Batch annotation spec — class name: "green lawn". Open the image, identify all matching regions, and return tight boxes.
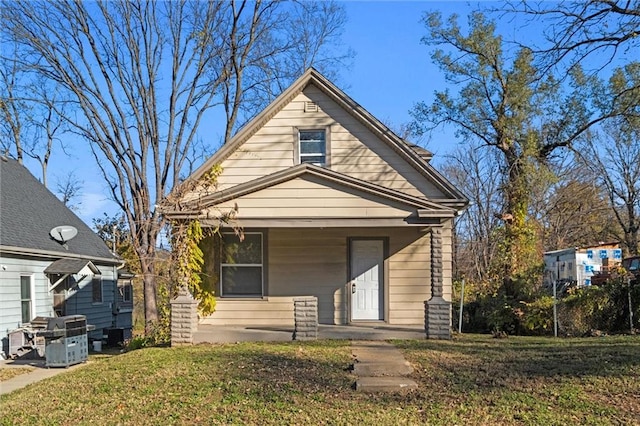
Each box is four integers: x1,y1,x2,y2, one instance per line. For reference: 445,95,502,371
1,335,638,425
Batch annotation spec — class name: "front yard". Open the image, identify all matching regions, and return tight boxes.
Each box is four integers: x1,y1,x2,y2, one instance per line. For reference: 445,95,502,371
1,335,638,425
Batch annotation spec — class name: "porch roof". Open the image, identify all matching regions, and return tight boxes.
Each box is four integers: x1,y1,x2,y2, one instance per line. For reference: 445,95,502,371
44,258,101,275
164,163,457,223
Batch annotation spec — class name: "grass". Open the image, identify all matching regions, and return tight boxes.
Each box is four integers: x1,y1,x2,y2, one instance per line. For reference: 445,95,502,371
1,335,638,425
0,367,34,382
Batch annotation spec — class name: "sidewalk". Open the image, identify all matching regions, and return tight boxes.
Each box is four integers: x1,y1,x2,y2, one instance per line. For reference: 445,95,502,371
0,358,85,396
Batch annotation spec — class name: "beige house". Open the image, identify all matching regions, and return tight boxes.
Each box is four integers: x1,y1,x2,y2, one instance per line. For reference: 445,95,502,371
165,68,467,338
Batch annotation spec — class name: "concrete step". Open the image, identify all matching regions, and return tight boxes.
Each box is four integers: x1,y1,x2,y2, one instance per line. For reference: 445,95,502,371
355,376,418,393
350,340,418,392
353,360,413,376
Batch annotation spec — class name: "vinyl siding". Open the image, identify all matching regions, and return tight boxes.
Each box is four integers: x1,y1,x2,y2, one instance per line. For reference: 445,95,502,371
211,175,416,220
63,266,118,340
199,297,296,327
0,254,122,343
201,226,452,327
210,84,446,200
0,255,54,341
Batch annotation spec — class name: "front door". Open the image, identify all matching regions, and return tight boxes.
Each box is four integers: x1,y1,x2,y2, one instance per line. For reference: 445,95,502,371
350,239,384,321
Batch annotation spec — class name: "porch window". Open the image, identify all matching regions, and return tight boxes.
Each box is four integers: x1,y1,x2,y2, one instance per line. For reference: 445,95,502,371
92,276,103,303
299,130,326,166
20,275,33,323
221,232,263,297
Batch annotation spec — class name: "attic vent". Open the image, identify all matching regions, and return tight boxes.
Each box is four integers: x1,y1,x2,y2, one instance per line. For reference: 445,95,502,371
304,101,318,113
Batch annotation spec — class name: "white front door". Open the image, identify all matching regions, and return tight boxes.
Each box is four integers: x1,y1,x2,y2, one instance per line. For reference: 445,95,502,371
350,239,384,321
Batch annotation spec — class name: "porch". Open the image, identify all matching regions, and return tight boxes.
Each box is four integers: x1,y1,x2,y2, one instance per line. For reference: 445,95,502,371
193,323,426,343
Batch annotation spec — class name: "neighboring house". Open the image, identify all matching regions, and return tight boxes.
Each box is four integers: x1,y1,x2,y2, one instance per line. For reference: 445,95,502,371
0,156,132,355
164,68,468,337
543,242,623,288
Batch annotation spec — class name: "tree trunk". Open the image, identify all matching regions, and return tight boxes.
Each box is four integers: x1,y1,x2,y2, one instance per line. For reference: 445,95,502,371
140,250,159,333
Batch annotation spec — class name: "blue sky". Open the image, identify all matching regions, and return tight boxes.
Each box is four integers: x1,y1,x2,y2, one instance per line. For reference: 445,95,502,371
23,1,533,226
341,1,464,156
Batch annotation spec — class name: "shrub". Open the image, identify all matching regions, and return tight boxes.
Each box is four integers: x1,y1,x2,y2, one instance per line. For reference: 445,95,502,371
520,296,554,335
557,278,639,336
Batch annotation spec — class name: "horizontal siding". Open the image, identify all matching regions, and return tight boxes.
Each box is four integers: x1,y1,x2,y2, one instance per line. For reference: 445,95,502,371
213,176,415,219
388,230,431,324
304,85,444,198
0,254,123,342
269,228,347,324
201,226,454,327
0,256,56,340
206,85,448,199
64,271,118,339
201,297,295,327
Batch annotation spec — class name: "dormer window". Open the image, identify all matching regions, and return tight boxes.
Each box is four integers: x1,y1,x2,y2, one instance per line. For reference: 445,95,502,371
299,130,326,166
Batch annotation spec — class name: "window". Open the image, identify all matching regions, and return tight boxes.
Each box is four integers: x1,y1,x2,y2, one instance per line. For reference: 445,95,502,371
221,232,264,297
299,130,326,166
122,283,132,303
20,276,33,323
92,276,103,303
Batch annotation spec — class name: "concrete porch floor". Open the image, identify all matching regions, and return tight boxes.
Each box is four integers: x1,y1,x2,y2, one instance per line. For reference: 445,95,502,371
193,323,426,343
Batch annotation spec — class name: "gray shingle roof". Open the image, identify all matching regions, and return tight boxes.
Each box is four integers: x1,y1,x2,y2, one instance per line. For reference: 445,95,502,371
44,258,101,274
0,156,118,263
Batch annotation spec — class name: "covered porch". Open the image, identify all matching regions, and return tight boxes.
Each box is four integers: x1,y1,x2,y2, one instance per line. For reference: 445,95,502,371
193,323,426,343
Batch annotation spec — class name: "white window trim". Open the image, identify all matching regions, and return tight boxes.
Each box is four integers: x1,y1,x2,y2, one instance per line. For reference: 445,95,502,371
220,231,264,298
20,274,35,324
295,127,330,167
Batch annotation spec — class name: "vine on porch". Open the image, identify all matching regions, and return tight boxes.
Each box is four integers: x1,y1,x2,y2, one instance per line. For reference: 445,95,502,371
163,164,238,316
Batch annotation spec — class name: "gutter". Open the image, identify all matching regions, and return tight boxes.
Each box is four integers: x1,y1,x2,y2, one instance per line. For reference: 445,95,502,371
0,245,121,265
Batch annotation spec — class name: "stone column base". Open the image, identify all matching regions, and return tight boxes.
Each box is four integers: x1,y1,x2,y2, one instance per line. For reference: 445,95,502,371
293,297,318,341
170,287,198,346
425,296,451,340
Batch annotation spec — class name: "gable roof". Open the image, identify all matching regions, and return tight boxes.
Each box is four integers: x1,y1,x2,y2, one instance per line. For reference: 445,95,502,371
44,258,101,275
186,68,468,208
0,156,119,264
165,163,457,219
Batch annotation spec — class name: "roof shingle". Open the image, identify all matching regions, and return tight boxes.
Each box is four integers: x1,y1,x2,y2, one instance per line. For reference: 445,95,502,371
0,157,118,263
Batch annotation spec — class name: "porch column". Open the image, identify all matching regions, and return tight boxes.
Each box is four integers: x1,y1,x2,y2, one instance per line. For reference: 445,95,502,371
170,286,198,346
293,296,318,341
425,226,451,339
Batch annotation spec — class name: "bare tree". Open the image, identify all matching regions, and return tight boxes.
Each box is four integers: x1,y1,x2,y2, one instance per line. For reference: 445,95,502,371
2,0,351,330
219,0,352,141
56,171,83,211
0,44,68,186
441,144,503,283
538,164,616,250
576,119,640,255
508,1,640,72
0,42,28,164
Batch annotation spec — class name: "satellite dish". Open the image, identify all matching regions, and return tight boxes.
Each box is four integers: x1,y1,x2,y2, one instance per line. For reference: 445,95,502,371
50,225,78,245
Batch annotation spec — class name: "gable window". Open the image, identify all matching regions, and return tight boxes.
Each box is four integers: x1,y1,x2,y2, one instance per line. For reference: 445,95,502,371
20,275,34,324
221,232,264,297
299,130,326,166
92,276,103,303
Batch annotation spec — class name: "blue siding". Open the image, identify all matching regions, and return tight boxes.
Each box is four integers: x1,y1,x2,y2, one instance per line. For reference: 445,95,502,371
0,255,132,356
